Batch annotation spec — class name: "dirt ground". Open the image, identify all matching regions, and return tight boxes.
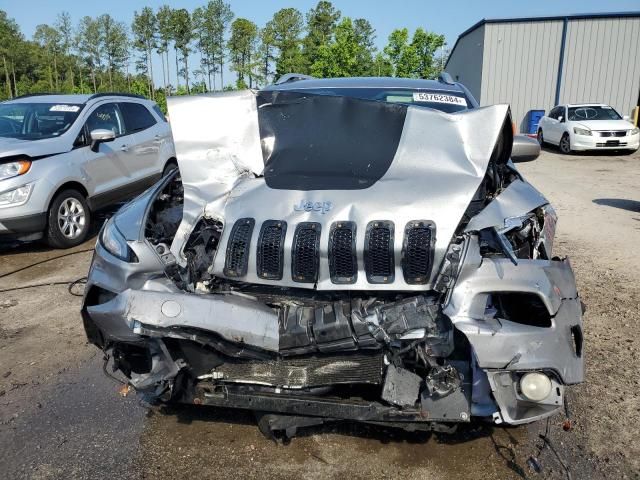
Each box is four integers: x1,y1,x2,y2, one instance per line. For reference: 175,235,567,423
0,147,639,479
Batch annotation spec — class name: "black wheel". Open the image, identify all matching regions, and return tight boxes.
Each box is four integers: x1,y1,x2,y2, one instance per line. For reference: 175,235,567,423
162,161,179,177
559,133,572,154
45,189,91,249
537,129,545,146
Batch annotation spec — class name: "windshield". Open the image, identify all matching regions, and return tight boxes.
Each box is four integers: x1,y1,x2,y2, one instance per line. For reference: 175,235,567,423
0,102,83,140
289,87,470,113
567,105,622,121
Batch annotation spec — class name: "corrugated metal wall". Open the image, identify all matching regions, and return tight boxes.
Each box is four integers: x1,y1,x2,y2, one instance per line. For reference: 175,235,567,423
447,15,640,131
481,21,564,132
444,25,484,102
560,17,640,118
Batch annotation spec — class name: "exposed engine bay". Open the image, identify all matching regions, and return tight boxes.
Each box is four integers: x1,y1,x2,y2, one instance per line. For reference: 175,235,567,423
82,89,583,438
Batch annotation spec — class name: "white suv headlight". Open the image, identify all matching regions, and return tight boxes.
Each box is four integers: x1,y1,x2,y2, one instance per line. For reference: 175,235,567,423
0,159,32,181
573,127,592,136
0,184,32,207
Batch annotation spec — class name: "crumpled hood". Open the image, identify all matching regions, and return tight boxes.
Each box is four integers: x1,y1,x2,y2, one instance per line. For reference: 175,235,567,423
0,135,71,161
167,90,512,291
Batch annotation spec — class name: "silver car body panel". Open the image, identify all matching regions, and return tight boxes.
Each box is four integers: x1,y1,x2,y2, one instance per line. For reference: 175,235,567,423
167,90,511,291
464,179,549,232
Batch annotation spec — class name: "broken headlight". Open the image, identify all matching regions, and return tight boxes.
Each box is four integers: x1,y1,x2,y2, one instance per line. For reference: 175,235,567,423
100,217,138,262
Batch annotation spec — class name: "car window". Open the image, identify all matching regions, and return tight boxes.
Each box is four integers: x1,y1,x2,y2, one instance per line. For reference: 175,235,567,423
548,107,561,120
86,103,125,137
120,102,157,133
289,87,470,113
152,104,167,122
567,105,622,121
0,102,83,140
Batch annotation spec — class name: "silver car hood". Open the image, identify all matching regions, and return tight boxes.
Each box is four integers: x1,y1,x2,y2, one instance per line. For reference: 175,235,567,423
0,135,71,159
167,90,512,291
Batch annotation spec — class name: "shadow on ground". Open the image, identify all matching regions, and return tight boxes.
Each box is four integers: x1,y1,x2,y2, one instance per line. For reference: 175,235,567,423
593,198,640,212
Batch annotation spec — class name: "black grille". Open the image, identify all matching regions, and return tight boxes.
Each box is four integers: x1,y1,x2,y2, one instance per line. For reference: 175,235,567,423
257,220,287,279
598,130,626,137
402,221,435,284
224,218,255,277
292,223,321,283
329,222,357,284
364,221,394,283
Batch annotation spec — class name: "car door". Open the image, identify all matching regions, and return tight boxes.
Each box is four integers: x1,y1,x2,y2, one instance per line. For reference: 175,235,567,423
546,106,564,144
80,102,137,206
118,102,163,185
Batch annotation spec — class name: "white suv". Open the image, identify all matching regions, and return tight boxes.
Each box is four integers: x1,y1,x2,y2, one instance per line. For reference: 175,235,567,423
0,93,176,248
537,103,639,154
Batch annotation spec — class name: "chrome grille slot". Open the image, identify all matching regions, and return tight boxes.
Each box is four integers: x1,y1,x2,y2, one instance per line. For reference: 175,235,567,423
365,221,394,284
402,220,435,284
329,221,357,284
257,220,286,280
292,222,321,283
223,218,254,277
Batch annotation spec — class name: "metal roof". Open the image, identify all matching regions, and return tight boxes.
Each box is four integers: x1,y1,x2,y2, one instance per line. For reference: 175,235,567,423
445,11,640,68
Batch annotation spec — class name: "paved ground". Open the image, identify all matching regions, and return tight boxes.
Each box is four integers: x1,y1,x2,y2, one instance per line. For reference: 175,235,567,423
1,147,639,479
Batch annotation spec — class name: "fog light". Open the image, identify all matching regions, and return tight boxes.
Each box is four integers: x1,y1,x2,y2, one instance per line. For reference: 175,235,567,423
520,372,552,401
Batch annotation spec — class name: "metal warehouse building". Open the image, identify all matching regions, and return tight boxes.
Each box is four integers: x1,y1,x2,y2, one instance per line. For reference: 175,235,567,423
445,12,640,132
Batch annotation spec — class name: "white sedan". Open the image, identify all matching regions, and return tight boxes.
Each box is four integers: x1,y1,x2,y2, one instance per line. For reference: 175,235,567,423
537,103,639,154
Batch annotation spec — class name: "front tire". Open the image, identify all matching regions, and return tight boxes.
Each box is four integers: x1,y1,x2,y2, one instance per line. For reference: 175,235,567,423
559,133,572,154
46,189,91,249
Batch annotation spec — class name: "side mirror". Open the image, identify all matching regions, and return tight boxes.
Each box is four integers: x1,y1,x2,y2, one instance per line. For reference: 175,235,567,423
623,115,631,121
90,129,115,152
511,135,540,163
558,115,564,122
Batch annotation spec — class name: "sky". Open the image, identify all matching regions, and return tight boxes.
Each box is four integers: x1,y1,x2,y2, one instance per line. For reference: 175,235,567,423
3,0,640,87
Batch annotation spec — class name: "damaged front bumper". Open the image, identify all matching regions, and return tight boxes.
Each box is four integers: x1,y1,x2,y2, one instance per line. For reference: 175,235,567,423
82,237,583,432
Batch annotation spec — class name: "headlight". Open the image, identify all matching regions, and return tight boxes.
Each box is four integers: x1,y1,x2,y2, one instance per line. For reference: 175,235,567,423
630,127,640,135
100,217,138,262
573,127,591,136
0,159,32,180
0,184,32,207
519,372,552,402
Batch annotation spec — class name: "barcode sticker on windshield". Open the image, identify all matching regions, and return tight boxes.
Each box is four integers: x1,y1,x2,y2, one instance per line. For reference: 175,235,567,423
413,92,467,106
50,105,80,112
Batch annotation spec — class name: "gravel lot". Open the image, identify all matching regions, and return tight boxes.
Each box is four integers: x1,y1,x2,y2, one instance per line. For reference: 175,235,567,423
0,147,639,479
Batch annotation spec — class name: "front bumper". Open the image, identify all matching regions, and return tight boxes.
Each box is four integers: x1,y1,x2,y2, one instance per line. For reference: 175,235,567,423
82,234,584,429
0,176,55,236
572,132,640,151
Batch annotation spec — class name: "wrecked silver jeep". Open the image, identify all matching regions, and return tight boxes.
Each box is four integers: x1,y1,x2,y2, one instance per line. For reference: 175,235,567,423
82,79,583,438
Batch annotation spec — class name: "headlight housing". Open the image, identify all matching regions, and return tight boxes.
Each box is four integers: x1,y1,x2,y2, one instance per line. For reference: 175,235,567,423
630,127,640,135
0,159,32,181
573,127,591,136
0,184,32,207
100,217,138,262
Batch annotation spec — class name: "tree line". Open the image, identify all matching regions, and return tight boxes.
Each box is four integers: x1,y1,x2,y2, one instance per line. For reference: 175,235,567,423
0,1,449,110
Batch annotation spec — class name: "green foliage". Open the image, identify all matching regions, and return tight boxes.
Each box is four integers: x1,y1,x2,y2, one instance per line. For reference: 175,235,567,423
0,3,447,102
384,27,446,78
302,1,341,73
228,18,258,88
268,8,305,77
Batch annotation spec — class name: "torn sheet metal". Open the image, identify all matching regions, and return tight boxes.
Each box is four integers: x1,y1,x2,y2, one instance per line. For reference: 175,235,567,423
168,90,513,290
464,179,549,232
87,288,280,352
